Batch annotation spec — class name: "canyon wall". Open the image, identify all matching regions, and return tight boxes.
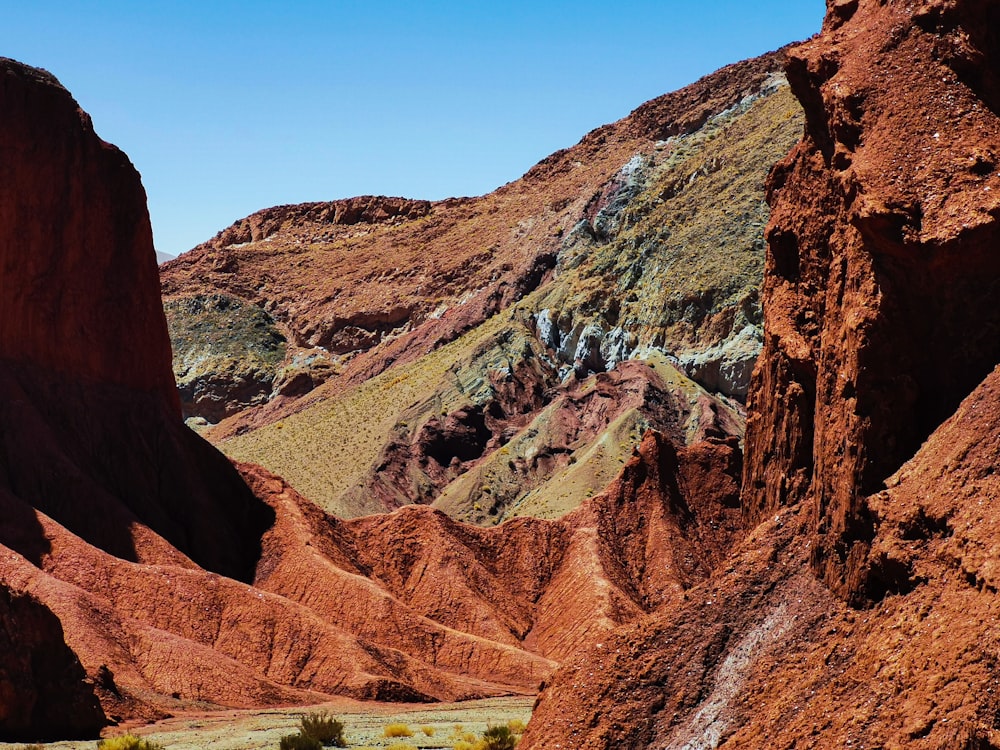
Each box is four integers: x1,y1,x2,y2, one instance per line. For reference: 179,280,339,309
524,1,1000,747
743,0,1000,603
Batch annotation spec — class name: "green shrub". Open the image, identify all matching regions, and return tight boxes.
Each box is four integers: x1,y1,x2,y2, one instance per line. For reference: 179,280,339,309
97,735,164,750
299,711,346,747
481,724,518,750
279,734,321,750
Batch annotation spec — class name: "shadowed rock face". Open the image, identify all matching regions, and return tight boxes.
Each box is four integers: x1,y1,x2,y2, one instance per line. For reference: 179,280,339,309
0,58,274,586
0,586,104,740
0,58,274,737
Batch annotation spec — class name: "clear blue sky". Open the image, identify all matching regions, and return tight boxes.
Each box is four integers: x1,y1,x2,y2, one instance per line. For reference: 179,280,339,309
3,2,824,257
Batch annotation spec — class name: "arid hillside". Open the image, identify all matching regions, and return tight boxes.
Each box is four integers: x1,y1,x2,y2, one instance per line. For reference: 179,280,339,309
0,52,781,738
162,51,802,523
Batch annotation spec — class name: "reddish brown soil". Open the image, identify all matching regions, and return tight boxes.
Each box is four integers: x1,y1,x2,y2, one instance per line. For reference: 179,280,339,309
524,0,1000,747
160,51,788,440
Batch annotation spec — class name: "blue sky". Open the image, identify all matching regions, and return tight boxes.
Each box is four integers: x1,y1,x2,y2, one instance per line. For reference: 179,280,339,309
3,2,824,257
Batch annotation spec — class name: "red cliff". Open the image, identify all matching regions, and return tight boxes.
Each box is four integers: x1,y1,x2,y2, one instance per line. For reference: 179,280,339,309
0,58,274,736
743,0,1000,603
0,59,177,406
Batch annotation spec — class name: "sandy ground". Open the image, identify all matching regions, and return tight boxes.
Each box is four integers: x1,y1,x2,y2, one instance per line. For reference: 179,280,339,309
5,697,534,750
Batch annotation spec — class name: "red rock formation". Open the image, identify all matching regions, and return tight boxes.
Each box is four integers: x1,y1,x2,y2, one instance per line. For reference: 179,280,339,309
525,1,1000,747
0,58,275,736
743,0,1000,603
525,371,1000,750
0,59,176,406
359,358,706,514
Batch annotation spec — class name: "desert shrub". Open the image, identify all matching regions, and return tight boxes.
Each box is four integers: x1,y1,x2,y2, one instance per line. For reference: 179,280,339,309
421,725,436,736
452,742,480,750
481,724,518,750
279,733,321,750
299,711,346,747
383,723,415,738
386,744,418,750
97,735,164,750
506,719,527,735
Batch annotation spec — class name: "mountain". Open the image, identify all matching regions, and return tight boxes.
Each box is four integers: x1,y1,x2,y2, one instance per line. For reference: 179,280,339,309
161,50,802,524
521,0,1000,747
13,0,999,740
0,50,795,737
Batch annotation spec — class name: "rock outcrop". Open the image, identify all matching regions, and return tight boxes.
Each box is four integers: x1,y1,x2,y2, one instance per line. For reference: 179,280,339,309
165,293,287,422
524,0,1000,747
0,585,104,740
0,57,275,736
743,0,1000,604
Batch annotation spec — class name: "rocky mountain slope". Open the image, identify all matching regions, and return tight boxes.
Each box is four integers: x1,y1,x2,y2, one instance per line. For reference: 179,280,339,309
0,54,768,738
522,0,1000,747
161,54,795,425
12,0,1000,741
162,51,802,523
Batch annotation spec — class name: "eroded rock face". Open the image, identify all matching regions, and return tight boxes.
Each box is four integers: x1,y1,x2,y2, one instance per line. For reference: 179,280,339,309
216,54,797,524
743,0,1000,604
0,57,274,736
526,1,1000,747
